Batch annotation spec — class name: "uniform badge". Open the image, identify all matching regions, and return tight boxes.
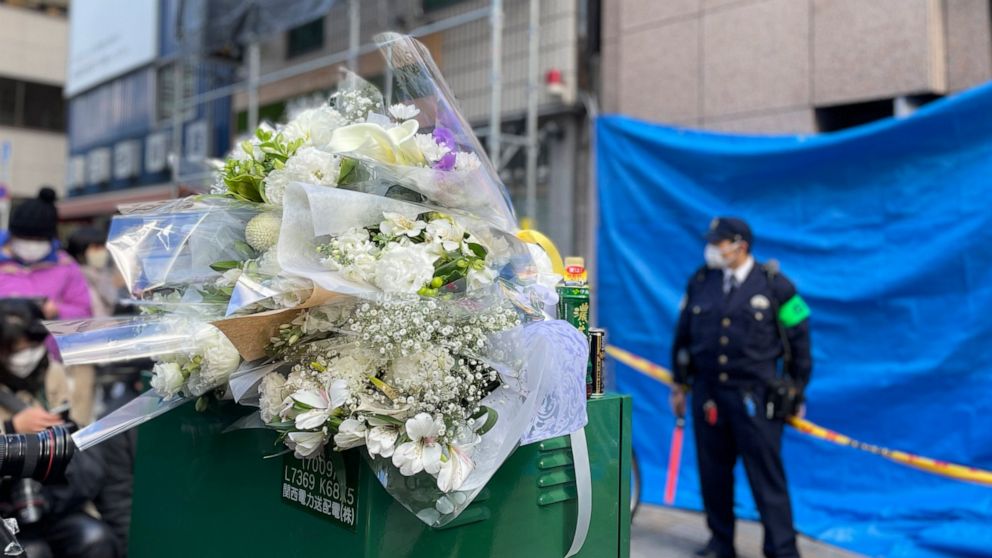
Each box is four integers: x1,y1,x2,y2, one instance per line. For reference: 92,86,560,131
750,295,770,310
709,218,719,231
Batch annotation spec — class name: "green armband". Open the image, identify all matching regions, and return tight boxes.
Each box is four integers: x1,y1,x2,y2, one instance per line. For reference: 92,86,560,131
778,295,810,327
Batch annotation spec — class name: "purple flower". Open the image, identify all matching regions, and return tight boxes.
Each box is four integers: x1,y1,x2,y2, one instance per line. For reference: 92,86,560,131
433,152,457,171
432,127,457,151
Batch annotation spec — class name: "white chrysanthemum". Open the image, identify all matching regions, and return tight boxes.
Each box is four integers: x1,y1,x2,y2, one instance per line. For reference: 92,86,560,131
281,106,345,148
373,243,436,293
245,212,282,252
414,134,450,165
336,227,373,254
263,147,341,206
389,103,421,120
258,372,287,423
329,352,373,393
454,152,481,172
150,361,185,398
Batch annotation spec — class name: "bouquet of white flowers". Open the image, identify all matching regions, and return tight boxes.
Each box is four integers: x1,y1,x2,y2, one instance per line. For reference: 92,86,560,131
53,33,588,527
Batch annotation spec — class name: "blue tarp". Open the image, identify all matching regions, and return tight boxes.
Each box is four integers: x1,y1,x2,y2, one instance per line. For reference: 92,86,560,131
596,83,992,558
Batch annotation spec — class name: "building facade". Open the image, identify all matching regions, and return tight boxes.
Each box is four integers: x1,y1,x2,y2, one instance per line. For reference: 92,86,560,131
234,0,593,255
0,1,68,204
60,0,235,221
600,0,992,134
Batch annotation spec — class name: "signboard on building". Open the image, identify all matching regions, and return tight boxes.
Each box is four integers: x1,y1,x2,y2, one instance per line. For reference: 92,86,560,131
66,0,158,96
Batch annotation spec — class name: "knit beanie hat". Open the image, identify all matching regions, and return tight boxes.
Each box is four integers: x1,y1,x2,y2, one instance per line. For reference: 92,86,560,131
10,187,58,239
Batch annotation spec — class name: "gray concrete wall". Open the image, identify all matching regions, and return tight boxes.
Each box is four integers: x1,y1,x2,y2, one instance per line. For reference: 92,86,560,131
601,0,992,134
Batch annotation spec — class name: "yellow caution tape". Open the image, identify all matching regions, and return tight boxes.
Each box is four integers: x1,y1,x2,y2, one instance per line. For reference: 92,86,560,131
606,344,992,487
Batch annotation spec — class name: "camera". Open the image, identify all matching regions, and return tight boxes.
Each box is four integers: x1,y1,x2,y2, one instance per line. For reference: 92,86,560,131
0,425,76,484
0,426,76,556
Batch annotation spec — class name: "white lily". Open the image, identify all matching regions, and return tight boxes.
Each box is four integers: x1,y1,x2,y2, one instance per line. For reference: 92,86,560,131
380,212,427,238
392,413,444,476
333,418,368,449
366,419,400,458
287,429,328,458
326,120,424,165
437,433,480,492
292,379,350,430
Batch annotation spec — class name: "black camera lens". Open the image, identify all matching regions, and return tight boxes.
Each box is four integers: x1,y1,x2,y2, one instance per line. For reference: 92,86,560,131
0,425,75,483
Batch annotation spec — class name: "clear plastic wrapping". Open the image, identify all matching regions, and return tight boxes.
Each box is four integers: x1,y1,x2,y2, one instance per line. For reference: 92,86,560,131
45,33,588,530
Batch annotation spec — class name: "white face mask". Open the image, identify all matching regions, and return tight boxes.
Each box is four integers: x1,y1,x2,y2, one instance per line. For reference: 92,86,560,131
10,239,52,263
704,242,739,269
86,247,109,269
6,345,46,378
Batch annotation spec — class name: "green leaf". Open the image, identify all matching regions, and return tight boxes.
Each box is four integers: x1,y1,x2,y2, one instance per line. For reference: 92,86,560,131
233,241,257,259
467,242,488,259
367,413,405,427
209,260,241,272
475,406,499,436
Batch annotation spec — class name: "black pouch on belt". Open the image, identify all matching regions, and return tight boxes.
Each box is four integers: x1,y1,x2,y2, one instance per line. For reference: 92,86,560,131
765,377,800,420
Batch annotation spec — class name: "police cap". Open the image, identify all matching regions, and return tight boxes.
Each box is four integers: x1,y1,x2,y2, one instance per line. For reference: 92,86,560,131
706,217,752,245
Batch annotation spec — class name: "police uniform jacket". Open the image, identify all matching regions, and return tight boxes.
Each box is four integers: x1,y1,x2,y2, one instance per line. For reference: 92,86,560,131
672,261,812,396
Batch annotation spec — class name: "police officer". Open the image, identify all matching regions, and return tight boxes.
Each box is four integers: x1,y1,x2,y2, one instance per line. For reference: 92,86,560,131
670,217,812,558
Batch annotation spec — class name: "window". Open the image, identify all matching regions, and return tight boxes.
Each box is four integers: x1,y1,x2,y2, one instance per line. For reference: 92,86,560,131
423,0,470,11
815,99,894,133
156,63,196,123
0,77,17,126
22,81,64,130
0,76,63,131
287,18,325,59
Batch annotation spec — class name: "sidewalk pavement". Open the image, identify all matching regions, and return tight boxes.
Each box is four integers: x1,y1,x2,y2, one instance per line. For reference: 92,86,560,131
631,505,864,558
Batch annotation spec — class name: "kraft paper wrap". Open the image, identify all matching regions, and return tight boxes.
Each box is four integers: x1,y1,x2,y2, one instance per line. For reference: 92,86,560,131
212,287,349,361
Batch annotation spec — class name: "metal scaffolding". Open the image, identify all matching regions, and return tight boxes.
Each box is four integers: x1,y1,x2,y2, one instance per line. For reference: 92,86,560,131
168,0,545,229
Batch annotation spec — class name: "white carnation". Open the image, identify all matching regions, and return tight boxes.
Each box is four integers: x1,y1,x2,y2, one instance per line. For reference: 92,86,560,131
150,361,185,398
373,243,436,293
263,147,341,206
189,325,242,395
281,106,345,148
258,372,287,423
245,212,282,252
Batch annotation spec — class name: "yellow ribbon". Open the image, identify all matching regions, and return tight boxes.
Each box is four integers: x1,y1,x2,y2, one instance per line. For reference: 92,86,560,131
516,229,565,276
607,344,992,487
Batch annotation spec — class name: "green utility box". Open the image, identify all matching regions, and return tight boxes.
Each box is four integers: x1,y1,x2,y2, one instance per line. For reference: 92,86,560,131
130,394,632,558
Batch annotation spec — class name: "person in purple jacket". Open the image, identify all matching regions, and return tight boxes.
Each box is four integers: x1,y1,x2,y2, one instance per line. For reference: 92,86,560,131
0,187,92,320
